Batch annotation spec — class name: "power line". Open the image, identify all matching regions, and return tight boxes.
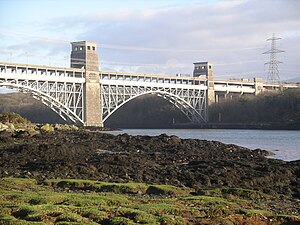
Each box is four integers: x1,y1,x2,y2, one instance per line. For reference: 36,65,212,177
216,70,266,78
0,29,265,53
0,48,267,69
263,33,285,83
99,43,264,53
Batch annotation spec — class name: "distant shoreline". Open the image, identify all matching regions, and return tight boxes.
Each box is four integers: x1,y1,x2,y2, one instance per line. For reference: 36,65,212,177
173,122,300,130
108,122,300,130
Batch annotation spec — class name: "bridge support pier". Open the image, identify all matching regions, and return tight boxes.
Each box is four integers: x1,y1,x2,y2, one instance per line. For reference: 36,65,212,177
193,61,215,106
254,78,264,95
207,80,215,105
84,71,103,127
70,41,103,127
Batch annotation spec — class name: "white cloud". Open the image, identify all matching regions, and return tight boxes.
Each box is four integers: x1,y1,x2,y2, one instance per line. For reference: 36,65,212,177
1,0,299,80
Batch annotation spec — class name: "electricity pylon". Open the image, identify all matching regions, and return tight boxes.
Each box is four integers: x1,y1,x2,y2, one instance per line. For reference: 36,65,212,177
263,33,284,83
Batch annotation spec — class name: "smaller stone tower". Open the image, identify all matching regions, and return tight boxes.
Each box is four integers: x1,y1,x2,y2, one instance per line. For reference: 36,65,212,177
70,41,102,127
193,62,215,105
193,61,213,78
70,41,99,71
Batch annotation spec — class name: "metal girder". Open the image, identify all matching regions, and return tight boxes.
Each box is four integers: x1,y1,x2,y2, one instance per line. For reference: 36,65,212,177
0,62,209,126
101,84,207,123
0,62,85,124
0,79,84,124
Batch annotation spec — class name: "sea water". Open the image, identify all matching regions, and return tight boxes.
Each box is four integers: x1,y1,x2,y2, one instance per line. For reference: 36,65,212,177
106,129,300,161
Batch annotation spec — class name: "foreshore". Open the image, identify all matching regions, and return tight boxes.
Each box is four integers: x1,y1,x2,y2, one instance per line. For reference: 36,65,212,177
1,130,300,224
1,127,299,199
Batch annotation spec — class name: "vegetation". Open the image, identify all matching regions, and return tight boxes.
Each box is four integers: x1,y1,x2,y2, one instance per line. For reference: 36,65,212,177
0,93,188,127
0,89,300,128
105,94,188,128
0,112,32,125
0,93,64,124
209,89,300,124
0,178,299,224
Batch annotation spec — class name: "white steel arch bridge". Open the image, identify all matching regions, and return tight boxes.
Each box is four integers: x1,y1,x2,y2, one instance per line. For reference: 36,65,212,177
0,62,208,126
100,72,207,123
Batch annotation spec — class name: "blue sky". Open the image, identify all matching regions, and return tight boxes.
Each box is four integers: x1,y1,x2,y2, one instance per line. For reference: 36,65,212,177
0,0,300,81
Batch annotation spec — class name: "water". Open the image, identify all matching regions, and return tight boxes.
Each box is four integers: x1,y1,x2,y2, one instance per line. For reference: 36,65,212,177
106,129,300,161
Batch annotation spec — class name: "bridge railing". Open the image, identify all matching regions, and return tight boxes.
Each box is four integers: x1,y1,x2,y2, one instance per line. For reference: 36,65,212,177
0,62,85,79
100,71,207,87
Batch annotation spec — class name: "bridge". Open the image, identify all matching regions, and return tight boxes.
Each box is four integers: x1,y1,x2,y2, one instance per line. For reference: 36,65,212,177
0,41,298,127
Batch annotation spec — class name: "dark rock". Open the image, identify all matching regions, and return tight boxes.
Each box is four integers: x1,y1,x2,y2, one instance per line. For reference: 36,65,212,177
0,129,299,199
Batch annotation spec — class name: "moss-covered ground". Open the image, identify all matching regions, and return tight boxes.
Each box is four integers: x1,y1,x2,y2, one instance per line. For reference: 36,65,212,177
0,178,299,225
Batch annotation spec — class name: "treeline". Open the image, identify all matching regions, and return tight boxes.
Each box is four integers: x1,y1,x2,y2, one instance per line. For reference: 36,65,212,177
105,94,189,128
1,89,299,128
0,92,188,127
209,89,300,124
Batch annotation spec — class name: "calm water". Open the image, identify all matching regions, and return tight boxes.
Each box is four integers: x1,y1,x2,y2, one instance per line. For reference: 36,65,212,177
106,129,300,161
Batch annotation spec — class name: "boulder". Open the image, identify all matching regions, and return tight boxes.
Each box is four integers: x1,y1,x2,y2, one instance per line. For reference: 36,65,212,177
0,122,9,132
54,124,79,131
41,124,54,132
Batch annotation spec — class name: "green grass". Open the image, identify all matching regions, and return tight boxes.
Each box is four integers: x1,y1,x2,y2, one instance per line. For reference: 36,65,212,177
0,178,299,225
146,185,190,197
44,179,190,197
196,187,272,200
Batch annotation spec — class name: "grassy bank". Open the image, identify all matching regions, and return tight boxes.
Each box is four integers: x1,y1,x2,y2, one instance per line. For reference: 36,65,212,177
0,178,299,225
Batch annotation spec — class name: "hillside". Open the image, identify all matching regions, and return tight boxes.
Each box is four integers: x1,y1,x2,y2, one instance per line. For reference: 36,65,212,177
1,89,300,128
0,92,64,124
209,89,300,125
0,92,188,127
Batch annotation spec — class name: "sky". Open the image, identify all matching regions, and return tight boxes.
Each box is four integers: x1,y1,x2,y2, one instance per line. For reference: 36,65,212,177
0,0,300,81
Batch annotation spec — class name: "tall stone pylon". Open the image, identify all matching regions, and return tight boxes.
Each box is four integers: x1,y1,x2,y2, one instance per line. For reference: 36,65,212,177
193,61,215,105
70,41,103,127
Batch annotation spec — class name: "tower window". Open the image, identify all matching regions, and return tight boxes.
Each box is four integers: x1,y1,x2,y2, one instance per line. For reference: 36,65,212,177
79,47,83,51
92,46,96,51
74,47,78,51
209,65,212,69
87,46,91,50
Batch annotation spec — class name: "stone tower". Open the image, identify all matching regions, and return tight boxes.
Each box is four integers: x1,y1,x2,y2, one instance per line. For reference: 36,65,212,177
193,62,215,105
70,41,99,71
70,41,103,127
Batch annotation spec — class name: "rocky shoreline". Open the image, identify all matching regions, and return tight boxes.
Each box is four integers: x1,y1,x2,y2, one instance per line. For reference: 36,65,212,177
0,116,300,200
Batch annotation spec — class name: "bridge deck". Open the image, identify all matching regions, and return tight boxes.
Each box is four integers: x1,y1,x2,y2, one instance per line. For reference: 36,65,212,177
1,62,298,90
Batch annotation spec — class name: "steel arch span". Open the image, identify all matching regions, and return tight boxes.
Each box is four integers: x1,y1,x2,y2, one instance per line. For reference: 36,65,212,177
1,62,209,127
0,81,84,124
101,85,207,124
0,62,86,125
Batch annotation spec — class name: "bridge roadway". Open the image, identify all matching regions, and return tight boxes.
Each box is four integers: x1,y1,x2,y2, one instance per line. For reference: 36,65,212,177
0,61,298,126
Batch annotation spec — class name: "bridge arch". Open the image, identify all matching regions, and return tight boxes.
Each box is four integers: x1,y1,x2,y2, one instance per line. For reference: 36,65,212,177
0,82,83,124
102,90,206,124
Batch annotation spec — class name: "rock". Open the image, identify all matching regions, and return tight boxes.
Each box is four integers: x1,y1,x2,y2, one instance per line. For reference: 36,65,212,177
253,148,275,156
54,124,79,131
0,122,9,132
169,135,181,144
40,124,54,132
0,129,299,201
12,130,30,138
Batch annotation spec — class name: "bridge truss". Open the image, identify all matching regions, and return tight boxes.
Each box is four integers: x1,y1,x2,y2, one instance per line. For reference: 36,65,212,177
100,72,208,123
0,63,85,124
0,62,209,126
